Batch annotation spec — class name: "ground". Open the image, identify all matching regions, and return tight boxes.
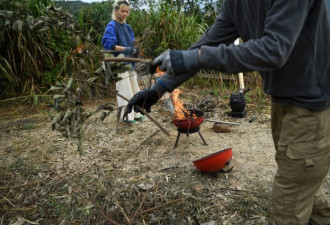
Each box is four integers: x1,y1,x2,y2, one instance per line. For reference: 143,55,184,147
0,87,329,225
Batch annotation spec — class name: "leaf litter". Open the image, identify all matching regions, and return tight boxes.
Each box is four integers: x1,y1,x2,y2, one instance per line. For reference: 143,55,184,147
0,88,329,225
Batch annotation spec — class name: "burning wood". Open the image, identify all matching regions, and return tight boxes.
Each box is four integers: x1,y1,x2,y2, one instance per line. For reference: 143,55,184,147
171,89,197,120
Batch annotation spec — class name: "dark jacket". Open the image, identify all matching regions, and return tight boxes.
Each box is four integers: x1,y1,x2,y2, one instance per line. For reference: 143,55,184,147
160,0,330,110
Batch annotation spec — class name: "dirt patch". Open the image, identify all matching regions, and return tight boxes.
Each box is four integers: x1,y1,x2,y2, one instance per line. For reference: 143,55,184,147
0,89,329,225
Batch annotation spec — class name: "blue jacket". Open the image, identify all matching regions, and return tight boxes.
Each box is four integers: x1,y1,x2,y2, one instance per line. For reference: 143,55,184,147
102,20,135,57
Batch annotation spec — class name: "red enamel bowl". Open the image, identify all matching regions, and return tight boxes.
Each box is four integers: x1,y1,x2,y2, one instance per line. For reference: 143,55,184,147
193,148,233,173
172,109,204,129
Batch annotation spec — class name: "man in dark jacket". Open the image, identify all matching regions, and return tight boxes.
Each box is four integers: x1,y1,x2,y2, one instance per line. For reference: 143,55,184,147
126,1,330,224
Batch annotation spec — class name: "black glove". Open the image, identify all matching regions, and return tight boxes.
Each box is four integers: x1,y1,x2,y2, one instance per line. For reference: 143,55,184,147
132,47,139,58
124,47,138,57
124,81,168,117
152,49,200,76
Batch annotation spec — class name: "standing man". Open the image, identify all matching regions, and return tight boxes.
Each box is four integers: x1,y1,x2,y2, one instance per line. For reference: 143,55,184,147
126,0,330,224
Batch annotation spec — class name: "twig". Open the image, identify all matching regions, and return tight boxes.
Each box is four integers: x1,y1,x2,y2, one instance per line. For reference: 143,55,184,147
99,210,121,225
114,201,131,224
16,217,39,225
103,57,152,64
137,198,181,216
74,79,171,136
0,206,36,212
224,210,237,225
3,196,16,207
218,187,257,194
100,50,116,53
0,179,42,190
116,130,161,170
0,95,52,102
129,192,148,222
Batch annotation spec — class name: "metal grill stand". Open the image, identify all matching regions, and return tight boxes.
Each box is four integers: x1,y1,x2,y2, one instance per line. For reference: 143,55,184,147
174,127,208,148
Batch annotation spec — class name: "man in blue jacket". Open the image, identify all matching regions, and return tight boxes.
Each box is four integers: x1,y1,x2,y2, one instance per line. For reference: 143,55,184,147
126,0,330,224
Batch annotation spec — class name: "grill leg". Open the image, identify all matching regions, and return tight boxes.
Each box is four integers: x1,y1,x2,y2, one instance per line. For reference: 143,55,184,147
174,132,181,148
198,130,208,146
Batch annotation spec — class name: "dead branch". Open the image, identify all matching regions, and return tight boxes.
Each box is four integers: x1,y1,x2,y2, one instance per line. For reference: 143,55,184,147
74,79,171,136
103,57,152,64
114,201,131,224
99,210,121,225
116,130,161,170
129,192,148,222
137,198,182,216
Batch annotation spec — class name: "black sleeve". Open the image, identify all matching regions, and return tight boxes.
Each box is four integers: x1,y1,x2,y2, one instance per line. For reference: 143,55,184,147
190,0,239,50
199,0,314,73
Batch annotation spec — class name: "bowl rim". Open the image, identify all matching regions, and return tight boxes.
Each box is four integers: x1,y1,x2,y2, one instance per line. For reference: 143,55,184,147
192,148,232,163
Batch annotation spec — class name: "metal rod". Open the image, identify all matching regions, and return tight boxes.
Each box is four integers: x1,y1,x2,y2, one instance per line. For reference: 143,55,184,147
197,130,208,146
205,119,240,126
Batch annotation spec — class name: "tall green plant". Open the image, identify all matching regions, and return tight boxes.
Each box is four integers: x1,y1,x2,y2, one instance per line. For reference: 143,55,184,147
0,0,83,100
129,2,207,58
76,1,112,42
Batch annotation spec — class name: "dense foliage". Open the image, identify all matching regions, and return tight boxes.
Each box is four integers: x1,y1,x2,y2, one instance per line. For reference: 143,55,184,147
0,0,221,101
129,3,207,58
0,0,103,101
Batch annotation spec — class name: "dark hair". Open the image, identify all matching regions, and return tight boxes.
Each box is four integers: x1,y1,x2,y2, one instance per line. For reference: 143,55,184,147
114,0,130,10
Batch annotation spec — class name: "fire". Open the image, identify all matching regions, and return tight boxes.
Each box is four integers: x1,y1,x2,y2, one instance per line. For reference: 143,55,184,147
171,89,197,120
155,66,166,77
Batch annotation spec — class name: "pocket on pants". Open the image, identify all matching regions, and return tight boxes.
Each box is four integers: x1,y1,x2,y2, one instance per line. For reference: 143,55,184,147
276,140,330,184
280,106,323,144
286,139,329,159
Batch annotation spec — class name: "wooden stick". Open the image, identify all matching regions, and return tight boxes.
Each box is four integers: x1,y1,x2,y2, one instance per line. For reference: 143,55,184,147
103,57,152,64
100,50,116,53
130,192,148,222
74,79,171,136
137,198,181,216
114,201,131,224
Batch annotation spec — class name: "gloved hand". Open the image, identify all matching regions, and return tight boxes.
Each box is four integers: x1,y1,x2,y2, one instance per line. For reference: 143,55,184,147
124,47,139,58
124,47,134,54
152,49,200,75
132,47,139,58
124,81,168,117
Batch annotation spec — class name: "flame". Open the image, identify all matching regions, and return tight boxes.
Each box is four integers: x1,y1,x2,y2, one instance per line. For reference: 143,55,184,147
171,89,197,120
155,66,166,77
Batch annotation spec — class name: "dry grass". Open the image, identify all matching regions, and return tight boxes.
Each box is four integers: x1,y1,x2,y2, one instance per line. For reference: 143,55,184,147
0,88,328,225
